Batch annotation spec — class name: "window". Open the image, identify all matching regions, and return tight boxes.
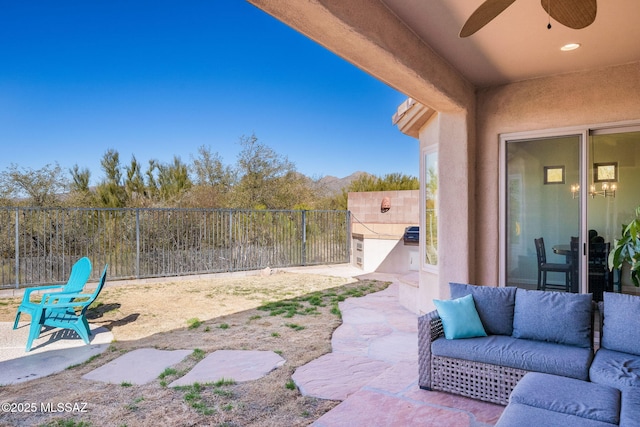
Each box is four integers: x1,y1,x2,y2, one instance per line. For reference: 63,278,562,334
424,150,438,265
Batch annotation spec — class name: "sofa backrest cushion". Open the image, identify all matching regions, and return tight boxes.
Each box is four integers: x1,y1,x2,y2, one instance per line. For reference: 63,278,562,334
449,282,516,336
512,288,592,348
601,292,640,356
433,294,487,340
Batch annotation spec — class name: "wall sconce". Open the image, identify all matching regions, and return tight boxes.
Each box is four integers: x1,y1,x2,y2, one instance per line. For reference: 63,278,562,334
381,197,391,213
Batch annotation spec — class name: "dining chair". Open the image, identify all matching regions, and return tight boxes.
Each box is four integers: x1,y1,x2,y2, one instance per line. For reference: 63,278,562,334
534,237,573,292
588,242,612,301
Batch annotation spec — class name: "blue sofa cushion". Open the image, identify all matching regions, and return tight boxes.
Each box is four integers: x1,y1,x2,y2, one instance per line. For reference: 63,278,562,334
496,403,617,427
620,388,640,427
449,282,516,336
602,292,640,356
512,288,592,348
590,348,640,391
509,372,620,425
433,294,487,339
431,335,593,380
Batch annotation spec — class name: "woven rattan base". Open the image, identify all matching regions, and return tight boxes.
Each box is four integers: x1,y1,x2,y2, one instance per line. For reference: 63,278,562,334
431,356,529,406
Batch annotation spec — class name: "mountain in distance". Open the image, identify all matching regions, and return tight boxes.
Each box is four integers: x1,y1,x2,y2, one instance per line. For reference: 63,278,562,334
314,171,371,196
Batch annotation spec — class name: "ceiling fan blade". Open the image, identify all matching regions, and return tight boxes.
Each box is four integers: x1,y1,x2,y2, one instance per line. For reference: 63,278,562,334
460,0,518,38
541,0,597,29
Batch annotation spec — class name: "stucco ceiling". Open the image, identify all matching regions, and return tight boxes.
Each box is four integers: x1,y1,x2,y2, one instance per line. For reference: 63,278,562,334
380,0,640,88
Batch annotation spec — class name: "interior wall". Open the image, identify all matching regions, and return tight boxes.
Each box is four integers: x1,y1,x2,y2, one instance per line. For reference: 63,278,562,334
476,62,640,286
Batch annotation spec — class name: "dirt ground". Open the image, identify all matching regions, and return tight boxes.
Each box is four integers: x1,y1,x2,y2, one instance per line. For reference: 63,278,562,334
0,271,390,427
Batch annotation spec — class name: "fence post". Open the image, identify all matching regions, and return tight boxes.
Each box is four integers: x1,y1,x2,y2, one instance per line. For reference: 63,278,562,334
14,208,19,289
301,210,307,266
346,210,351,264
136,208,141,279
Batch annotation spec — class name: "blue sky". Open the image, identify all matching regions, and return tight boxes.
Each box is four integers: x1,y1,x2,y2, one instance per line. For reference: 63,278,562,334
0,1,417,185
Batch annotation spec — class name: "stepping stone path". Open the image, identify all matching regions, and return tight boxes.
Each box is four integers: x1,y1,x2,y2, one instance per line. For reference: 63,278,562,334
82,348,285,387
292,282,419,401
292,353,391,400
292,279,505,427
82,348,192,385
169,350,285,387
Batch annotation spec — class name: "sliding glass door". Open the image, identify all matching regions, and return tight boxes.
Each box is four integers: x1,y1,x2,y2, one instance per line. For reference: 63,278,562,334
504,135,582,291
503,125,640,297
587,128,640,297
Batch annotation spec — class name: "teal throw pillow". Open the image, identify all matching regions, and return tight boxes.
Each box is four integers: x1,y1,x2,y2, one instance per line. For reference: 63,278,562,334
433,294,487,340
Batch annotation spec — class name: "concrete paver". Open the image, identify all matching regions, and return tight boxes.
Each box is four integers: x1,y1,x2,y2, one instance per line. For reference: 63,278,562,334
292,353,390,400
82,348,192,385
169,350,285,387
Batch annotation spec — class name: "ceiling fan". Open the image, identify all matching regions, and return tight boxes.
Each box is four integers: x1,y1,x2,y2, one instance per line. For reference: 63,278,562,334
459,0,597,37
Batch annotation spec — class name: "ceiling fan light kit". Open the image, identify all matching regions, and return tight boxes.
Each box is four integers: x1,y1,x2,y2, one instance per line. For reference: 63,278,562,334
459,0,597,38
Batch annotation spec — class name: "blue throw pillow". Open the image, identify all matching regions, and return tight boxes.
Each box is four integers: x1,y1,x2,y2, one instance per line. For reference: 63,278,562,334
450,282,516,336
433,294,487,340
602,292,640,356
512,288,592,348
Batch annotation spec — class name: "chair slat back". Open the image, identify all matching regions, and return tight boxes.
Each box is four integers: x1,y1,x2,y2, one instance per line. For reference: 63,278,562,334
79,265,108,316
63,257,92,294
534,237,547,264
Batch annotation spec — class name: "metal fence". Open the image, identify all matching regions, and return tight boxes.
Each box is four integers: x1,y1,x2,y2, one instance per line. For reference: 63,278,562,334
0,207,351,289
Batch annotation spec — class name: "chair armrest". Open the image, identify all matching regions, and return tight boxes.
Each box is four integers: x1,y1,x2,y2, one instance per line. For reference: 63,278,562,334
21,285,65,303
418,310,443,390
41,292,93,307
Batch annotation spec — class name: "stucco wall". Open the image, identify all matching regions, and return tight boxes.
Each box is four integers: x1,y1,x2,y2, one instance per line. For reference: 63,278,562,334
348,190,420,275
475,61,640,286
348,190,419,237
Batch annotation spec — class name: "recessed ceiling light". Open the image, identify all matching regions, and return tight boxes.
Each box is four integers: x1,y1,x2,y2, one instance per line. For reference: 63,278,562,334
561,43,581,51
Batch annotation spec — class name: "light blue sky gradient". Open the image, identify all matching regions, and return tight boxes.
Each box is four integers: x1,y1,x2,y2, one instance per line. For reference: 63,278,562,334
0,1,417,185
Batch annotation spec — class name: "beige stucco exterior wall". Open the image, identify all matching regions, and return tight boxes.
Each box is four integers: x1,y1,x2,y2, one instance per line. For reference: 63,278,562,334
475,62,640,287
348,190,420,274
415,111,476,313
348,190,419,238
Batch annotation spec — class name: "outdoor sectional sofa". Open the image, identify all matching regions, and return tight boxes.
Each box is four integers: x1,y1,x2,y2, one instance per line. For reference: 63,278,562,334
418,283,595,405
418,285,640,426
496,292,640,426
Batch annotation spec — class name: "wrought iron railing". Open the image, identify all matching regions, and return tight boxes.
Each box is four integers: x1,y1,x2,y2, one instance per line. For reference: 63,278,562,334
0,207,351,289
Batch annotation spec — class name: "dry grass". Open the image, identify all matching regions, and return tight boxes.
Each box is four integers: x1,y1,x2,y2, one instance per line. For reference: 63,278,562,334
0,271,390,427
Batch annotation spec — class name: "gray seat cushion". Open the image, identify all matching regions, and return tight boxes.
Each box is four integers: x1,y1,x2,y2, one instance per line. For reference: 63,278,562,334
510,372,620,425
620,388,640,427
449,282,516,336
590,348,640,391
601,292,640,356
431,335,593,380
512,288,593,348
496,403,617,427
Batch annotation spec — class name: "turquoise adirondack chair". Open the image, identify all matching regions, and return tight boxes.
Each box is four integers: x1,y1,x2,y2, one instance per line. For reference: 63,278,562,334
23,265,108,352
13,257,92,329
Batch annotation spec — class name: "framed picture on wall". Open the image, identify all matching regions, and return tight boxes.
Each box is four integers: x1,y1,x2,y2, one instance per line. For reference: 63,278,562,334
544,165,565,184
594,162,618,183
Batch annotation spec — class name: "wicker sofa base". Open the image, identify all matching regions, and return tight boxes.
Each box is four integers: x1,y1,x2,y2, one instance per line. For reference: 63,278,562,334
427,356,529,406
